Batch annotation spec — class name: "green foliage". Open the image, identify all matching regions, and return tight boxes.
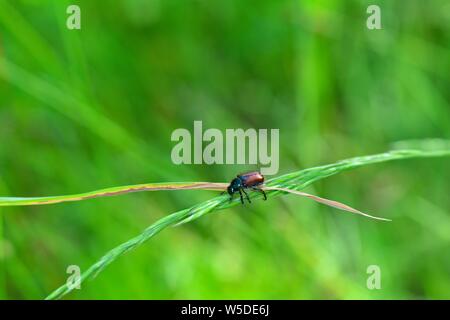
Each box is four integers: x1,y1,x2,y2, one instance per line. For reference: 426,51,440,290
45,147,450,299
0,0,449,299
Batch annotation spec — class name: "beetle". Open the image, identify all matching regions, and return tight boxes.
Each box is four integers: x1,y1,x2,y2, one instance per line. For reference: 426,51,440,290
225,171,267,204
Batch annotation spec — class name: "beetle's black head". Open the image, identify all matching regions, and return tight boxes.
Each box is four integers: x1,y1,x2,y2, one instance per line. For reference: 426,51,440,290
227,177,242,195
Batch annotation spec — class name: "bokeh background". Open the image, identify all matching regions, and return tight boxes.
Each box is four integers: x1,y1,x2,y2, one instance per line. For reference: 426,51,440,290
0,0,449,299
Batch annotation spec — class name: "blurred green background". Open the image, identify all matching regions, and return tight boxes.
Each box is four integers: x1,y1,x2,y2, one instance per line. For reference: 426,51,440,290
0,0,449,299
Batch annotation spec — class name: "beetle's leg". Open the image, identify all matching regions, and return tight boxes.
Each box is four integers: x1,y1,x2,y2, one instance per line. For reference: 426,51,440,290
238,189,244,204
242,188,251,203
260,189,267,200
252,187,267,200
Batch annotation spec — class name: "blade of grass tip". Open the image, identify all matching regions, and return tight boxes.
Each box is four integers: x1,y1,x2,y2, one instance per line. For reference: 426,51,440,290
263,187,391,221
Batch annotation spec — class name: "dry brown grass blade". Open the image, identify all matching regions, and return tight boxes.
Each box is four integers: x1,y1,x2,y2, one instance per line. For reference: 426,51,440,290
262,186,391,221
0,182,229,206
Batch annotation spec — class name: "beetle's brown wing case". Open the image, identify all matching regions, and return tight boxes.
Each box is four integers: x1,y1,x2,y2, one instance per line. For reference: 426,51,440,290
237,171,260,178
237,171,264,187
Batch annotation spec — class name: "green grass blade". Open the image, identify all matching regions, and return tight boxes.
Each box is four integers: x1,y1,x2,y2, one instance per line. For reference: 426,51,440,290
45,146,450,299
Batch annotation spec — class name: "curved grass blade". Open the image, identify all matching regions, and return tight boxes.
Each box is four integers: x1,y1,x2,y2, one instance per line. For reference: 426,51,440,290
0,182,228,207
262,186,391,221
45,146,450,299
